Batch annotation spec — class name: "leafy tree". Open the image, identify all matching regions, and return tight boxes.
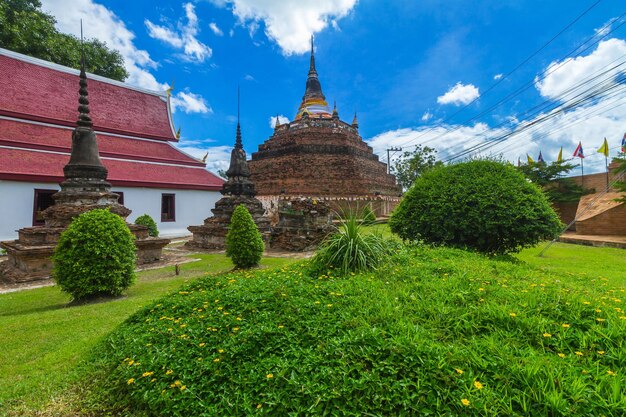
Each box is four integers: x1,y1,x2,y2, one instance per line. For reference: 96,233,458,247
516,160,587,202
392,145,442,190
135,214,159,237
390,160,563,255
52,208,136,301
0,0,128,81
226,205,264,269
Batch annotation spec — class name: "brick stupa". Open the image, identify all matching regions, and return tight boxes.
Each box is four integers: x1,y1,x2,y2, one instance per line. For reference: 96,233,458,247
0,53,169,283
186,112,269,250
248,38,401,207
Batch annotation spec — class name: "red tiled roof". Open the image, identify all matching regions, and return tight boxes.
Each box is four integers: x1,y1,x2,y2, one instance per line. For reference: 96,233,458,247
0,147,223,191
0,50,176,141
0,118,202,167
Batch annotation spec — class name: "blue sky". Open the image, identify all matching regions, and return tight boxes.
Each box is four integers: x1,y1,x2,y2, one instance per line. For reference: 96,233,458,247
40,0,625,175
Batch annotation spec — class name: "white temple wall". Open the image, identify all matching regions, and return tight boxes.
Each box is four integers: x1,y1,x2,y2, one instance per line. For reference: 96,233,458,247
0,180,220,241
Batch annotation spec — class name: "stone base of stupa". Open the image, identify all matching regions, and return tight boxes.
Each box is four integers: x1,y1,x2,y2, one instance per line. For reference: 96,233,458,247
185,195,270,251
0,217,171,285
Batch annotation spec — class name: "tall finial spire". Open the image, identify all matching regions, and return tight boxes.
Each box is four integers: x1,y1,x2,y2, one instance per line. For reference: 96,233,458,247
352,112,359,129
77,20,92,128
309,35,317,76
235,86,242,149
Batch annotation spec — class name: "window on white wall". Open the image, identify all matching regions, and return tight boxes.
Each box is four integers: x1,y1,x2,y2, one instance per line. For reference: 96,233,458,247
161,193,175,222
113,191,124,205
32,189,56,225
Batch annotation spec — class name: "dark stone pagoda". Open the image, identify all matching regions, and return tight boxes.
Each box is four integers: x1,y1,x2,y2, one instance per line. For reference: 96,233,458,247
0,52,169,284
248,38,401,216
186,108,269,250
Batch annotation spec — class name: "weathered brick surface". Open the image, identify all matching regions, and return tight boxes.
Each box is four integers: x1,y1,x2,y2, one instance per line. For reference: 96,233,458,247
249,118,401,197
575,192,626,236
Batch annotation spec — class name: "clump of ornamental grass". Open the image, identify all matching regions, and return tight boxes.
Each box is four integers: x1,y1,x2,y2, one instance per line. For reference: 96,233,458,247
309,215,393,276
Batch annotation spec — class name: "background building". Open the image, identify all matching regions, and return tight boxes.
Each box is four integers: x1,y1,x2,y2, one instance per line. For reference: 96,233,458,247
0,48,222,240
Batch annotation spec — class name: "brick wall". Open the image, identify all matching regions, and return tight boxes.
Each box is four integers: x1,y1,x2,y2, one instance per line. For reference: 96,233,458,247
249,118,401,197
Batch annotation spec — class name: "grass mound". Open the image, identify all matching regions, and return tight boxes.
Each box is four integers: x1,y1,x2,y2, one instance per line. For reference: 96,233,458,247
89,246,626,416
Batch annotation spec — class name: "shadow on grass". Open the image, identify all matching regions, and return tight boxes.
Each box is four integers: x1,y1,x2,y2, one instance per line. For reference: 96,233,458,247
0,294,127,317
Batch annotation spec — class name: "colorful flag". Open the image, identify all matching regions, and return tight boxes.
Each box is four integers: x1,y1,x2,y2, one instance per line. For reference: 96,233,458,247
527,154,534,164
557,147,563,163
537,151,545,163
597,138,609,157
622,132,626,153
573,142,584,158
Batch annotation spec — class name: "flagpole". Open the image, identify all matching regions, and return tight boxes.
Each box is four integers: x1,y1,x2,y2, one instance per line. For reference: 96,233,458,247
581,158,584,188
605,155,609,191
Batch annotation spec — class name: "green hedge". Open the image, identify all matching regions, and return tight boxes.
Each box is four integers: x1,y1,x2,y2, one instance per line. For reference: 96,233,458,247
52,208,136,301
390,160,562,254
226,205,264,269
135,214,159,237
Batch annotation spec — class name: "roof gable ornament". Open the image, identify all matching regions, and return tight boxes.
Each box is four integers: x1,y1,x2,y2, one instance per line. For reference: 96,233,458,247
332,101,339,120
352,112,359,129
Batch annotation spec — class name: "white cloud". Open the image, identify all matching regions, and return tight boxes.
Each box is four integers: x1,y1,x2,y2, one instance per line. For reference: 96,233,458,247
145,2,212,63
170,91,212,114
494,73,503,80
244,74,255,81
145,20,184,48
269,114,290,128
535,38,626,101
209,22,224,36
40,0,170,91
437,82,480,106
212,0,358,55
421,111,433,122
174,144,231,174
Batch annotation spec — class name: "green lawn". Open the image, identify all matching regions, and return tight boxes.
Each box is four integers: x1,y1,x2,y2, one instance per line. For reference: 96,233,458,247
0,242,623,416
517,242,626,284
0,254,296,413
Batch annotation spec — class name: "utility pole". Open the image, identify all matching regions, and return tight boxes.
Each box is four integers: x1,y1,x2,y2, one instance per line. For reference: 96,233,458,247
386,147,402,174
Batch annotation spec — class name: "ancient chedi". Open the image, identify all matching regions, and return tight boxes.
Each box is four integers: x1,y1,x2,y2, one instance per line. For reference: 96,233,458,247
248,38,401,213
186,112,269,250
0,52,169,283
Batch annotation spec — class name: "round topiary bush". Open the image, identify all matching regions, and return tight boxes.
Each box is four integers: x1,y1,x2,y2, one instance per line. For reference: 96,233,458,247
135,214,159,237
226,204,264,269
52,208,136,301
389,159,563,255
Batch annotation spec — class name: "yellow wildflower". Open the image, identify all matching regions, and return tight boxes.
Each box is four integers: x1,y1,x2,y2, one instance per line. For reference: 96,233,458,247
180,385,187,390
218,349,225,353
461,398,470,407
562,323,570,328
166,369,173,375
474,381,484,390
543,333,552,338
232,327,240,331
199,343,206,347
127,378,135,385
278,325,284,328
607,370,616,376
509,313,517,317
266,373,274,379
596,318,605,322
575,351,583,356
214,358,220,362
558,353,566,358
455,368,464,374
127,360,134,366
597,351,605,355
257,404,262,409
142,371,154,377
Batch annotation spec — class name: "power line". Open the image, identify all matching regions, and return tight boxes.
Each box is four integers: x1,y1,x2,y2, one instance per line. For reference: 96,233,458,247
397,11,625,151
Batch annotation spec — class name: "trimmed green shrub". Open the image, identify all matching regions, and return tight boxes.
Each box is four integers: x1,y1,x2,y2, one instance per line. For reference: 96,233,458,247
390,159,563,255
135,214,159,237
52,208,136,301
310,215,392,276
226,204,264,269
361,204,377,225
